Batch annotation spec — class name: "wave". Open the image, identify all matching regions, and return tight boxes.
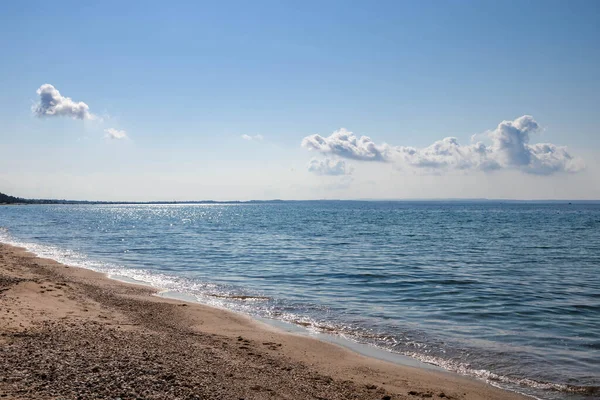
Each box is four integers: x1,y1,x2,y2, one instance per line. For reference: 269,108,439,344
404,353,599,398
208,293,271,301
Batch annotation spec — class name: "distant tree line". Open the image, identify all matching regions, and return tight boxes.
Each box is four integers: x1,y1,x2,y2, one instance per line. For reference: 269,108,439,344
0,192,26,204
0,192,74,204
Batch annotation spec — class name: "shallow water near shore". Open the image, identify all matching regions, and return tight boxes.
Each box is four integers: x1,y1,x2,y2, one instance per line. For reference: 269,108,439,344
1,201,599,399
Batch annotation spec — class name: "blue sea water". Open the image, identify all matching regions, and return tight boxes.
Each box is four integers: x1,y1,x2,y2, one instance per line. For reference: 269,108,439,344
0,201,599,399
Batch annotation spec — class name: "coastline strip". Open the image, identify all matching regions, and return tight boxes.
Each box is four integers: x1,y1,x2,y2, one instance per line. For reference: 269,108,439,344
0,243,528,400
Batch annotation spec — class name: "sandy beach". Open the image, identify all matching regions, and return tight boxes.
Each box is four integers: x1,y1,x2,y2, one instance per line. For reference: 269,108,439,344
0,243,528,400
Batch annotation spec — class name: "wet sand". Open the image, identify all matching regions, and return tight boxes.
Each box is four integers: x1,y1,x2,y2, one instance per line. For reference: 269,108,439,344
0,243,528,400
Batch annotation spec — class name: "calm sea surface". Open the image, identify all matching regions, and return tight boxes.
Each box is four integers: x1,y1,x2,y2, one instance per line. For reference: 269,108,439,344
1,202,598,399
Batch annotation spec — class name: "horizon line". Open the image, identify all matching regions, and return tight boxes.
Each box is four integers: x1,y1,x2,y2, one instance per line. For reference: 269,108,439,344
3,197,600,205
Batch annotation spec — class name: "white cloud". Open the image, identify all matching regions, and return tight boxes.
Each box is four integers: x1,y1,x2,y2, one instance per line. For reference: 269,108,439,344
104,128,127,140
394,137,496,171
33,84,95,120
301,116,584,175
241,134,264,141
307,158,353,176
301,128,389,161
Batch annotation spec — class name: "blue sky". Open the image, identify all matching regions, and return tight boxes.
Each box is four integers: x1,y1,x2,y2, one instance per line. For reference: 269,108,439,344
0,0,599,200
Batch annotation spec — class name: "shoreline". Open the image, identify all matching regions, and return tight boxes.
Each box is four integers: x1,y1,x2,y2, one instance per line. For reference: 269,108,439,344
0,242,529,400
133,286,443,373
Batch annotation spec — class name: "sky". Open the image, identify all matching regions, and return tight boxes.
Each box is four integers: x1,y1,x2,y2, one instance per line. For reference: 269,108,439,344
0,0,599,201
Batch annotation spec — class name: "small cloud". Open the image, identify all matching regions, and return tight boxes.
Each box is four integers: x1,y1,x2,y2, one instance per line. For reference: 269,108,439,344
302,128,389,161
307,158,353,176
241,134,264,141
104,128,127,140
33,84,96,120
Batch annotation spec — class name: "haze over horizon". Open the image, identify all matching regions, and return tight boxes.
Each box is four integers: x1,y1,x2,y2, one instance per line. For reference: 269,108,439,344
1,1,599,201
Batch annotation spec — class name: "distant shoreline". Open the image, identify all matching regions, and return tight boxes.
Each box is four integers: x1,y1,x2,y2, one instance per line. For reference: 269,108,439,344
2,198,599,206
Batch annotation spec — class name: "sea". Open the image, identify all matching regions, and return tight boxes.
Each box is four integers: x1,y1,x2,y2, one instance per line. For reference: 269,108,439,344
0,201,598,399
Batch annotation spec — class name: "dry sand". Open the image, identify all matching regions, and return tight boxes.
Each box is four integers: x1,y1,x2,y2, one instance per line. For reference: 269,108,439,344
0,243,528,400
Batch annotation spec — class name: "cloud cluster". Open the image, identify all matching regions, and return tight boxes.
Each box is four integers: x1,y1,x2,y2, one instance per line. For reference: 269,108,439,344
33,84,95,120
104,128,127,140
301,116,583,175
241,134,264,141
307,158,352,176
